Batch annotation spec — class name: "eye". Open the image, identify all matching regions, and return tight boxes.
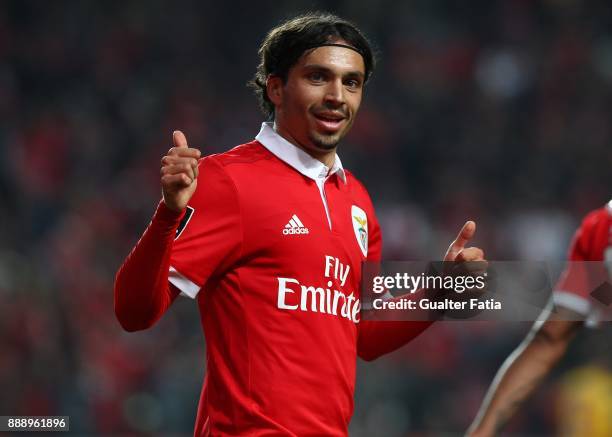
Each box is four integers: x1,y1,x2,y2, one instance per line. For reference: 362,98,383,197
344,78,362,90
308,71,325,82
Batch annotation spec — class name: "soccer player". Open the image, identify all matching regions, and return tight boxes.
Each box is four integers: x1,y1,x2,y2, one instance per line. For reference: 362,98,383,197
115,13,485,436
467,200,612,436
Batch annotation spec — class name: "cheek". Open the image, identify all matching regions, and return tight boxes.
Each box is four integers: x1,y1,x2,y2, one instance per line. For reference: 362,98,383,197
288,83,322,109
348,93,362,114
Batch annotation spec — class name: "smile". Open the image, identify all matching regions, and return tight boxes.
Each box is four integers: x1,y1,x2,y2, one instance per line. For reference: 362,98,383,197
313,112,346,132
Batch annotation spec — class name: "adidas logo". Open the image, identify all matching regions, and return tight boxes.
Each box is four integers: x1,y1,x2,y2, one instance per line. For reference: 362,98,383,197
283,214,309,235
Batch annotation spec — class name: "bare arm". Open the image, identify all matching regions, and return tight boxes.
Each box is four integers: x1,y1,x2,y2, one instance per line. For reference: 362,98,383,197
467,309,582,436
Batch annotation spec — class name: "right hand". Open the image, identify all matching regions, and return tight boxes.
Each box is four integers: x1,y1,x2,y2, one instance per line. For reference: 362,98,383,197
161,130,201,212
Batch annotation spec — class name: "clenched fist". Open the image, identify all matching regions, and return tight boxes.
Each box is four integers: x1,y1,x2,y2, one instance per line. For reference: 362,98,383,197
161,130,201,212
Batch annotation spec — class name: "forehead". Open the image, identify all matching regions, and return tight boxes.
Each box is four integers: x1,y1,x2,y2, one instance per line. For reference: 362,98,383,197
295,44,365,75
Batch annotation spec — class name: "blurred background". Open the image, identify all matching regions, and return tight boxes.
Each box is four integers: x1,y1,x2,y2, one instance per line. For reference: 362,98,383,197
0,0,611,435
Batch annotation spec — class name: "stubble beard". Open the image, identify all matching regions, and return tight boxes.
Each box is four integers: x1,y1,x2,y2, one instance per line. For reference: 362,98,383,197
309,131,341,150
308,117,353,151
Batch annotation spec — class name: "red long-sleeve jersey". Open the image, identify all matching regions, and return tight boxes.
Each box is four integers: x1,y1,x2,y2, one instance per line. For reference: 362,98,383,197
115,123,430,436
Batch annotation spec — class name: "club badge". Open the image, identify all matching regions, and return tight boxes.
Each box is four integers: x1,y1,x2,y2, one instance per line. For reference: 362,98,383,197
351,205,368,257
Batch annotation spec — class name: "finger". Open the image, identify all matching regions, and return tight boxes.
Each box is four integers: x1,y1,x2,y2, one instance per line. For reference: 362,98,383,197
162,173,193,189
455,247,484,262
450,221,476,253
161,163,196,181
163,156,199,179
173,130,188,148
162,162,196,179
461,259,488,273
167,147,201,159
452,258,488,278
162,155,199,169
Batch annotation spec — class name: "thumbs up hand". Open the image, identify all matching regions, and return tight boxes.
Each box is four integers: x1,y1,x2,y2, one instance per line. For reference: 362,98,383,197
161,130,201,212
444,221,485,262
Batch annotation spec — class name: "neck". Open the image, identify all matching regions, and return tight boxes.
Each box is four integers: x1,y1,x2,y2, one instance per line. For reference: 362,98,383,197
273,122,336,169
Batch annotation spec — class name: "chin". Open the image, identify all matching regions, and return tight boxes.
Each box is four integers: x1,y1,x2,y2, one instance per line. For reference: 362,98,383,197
310,132,343,151
316,141,339,151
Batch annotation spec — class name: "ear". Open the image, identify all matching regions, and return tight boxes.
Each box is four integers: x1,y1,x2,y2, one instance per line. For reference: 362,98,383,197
266,75,283,106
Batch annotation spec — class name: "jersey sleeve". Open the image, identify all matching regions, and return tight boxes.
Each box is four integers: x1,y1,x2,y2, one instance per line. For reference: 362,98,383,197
553,209,602,318
169,157,243,299
356,194,432,361
114,201,185,331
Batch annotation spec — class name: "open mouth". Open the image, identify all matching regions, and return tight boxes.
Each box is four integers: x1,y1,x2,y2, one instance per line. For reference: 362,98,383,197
312,112,346,132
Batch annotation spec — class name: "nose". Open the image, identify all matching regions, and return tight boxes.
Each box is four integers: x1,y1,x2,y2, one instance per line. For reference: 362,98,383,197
323,79,345,107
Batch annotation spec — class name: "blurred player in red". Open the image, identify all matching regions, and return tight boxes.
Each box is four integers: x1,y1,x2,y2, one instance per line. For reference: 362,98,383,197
468,200,612,436
115,13,485,436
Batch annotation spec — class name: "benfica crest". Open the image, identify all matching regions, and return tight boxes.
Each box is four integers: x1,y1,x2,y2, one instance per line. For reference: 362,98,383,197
351,205,368,257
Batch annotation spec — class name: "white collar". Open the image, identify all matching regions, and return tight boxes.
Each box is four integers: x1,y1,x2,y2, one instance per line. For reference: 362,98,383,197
255,122,347,183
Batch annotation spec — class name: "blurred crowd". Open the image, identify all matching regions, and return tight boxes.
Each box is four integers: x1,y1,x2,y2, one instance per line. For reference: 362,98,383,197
0,0,610,435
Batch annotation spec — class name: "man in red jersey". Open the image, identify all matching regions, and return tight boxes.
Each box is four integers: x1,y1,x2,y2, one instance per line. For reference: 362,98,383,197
468,200,612,437
115,13,485,436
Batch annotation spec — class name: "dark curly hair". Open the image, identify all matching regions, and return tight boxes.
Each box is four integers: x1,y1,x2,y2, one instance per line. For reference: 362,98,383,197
248,12,376,120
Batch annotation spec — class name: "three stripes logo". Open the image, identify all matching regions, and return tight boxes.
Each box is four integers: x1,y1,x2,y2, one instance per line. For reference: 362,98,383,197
283,214,309,235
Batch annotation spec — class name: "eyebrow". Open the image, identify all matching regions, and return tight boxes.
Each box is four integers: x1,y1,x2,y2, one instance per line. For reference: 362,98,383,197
303,64,365,80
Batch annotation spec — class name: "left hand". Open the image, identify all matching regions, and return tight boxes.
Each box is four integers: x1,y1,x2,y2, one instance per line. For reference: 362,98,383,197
444,220,486,262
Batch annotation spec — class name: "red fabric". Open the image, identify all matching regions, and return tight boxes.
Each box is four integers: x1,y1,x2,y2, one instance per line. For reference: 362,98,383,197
114,141,431,436
555,205,611,298
357,318,432,361
114,201,183,331
170,157,243,290
357,191,433,361
555,207,612,297
568,205,611,262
